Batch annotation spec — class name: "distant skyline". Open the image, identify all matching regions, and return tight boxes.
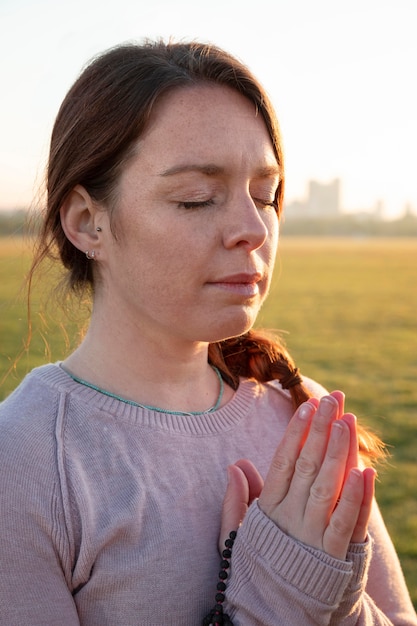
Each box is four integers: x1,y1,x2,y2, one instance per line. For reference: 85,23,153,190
1,0,416,218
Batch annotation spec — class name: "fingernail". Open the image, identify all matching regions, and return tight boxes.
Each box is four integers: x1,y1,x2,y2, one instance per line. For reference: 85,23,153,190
299,402,315,420
331,421,344,439
319,396,337,418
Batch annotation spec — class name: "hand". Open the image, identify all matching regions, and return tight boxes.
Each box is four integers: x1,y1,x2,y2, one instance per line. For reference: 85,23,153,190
220,393,375,560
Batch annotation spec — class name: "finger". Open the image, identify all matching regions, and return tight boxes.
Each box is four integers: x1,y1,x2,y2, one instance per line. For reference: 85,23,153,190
329,393,360,485
259,401,316,515
219,461,263,551
234,458,264,503
299,395,340,462
341,413,359,482
301,419,350,543
309,397,320,409
219,464,250,551
329,390,345,417
287,396,340,506
351,467,376,543
325,468,365,559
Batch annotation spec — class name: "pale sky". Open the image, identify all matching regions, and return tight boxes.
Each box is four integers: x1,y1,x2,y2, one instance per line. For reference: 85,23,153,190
1,0,416,218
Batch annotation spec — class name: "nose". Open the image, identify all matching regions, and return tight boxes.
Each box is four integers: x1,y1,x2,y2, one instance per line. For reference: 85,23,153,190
222,193,272,251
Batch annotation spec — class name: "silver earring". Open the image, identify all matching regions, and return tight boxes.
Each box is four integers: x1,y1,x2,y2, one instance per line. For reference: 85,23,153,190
85,250,96,260
96,226,102,232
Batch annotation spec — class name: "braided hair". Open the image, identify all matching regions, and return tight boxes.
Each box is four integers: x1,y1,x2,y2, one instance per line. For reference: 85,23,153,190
209,329,385,464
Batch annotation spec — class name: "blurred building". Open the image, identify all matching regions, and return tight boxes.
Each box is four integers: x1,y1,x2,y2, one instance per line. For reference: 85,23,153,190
285,178,341,218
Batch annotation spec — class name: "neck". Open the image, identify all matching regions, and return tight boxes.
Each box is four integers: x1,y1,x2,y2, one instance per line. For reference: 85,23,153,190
63,320,232,414
63,364,225,416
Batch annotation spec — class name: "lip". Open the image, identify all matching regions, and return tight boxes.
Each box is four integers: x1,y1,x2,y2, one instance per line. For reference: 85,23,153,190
207,272,263,297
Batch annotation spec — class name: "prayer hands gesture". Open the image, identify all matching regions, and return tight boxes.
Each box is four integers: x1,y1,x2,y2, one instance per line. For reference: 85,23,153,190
221,392,376,560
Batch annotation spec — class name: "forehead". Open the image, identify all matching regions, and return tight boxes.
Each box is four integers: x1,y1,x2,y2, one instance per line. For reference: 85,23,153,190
135,83,278,172
149,83,260,124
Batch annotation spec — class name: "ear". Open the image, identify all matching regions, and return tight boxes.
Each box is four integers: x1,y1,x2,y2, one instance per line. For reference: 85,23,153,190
60,185,102,256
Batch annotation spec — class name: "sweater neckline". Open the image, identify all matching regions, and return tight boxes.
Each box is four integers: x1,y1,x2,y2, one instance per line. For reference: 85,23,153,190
35,363,261,436
59,363,225,417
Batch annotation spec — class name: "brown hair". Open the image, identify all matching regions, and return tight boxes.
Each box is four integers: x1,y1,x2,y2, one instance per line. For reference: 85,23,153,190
30,40,384,463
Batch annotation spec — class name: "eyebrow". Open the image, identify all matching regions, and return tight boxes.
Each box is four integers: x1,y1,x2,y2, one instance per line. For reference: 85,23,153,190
159,163,281,178
160,164,223,177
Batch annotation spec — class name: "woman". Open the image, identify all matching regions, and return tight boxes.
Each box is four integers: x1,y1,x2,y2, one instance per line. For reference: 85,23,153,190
0,40,415,625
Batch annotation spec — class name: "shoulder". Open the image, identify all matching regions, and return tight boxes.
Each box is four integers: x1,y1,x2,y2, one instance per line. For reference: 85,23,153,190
239,374,328,437
0,366,75,586
0,366,68,525
0,364,70,471
242,375,329,415
300,375,329,398
0,363,65,426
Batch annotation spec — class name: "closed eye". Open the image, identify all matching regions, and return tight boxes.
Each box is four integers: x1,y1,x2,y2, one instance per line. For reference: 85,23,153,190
178,199,215,210
253,198,278,211
177,197,277,211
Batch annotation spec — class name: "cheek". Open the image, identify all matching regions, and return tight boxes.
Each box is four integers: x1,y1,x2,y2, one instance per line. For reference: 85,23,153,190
264,214,279,263
259,218,279,295
124,235,197,294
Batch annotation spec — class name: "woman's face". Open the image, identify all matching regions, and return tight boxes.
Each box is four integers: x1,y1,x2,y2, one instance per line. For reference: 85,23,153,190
99,84,280,345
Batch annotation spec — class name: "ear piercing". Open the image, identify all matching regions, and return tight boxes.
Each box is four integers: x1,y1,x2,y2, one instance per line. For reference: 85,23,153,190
86,227,101,258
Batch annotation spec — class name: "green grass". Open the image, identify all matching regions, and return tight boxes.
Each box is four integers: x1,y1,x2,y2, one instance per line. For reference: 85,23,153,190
259,236,417,605
1,235,416,606
0,238,88,392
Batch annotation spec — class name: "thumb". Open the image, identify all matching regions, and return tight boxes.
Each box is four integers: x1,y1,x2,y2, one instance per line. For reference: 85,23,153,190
219,461,263,552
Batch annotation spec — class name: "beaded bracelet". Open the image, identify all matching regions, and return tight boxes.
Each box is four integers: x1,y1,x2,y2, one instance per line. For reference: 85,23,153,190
202,530,237,626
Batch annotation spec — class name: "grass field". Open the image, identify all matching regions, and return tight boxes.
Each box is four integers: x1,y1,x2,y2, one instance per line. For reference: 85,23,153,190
1,235,416,606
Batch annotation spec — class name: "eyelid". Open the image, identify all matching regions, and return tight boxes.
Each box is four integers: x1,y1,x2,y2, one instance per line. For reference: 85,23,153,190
253,197,278,210
178,199,215,210
251,181,279,205
177,196,277,211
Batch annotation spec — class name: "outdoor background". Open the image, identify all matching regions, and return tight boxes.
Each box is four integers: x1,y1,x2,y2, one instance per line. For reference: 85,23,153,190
1,0,416,609
1,0,417,219
1,234,416,607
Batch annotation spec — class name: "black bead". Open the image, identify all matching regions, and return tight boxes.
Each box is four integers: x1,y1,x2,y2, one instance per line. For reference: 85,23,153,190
202,529,237,626
202,609,215,625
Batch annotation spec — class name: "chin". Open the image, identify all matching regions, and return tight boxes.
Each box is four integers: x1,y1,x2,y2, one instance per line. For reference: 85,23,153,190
200,312,257,344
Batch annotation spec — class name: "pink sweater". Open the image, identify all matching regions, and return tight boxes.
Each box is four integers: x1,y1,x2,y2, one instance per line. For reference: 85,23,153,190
0,364,415,625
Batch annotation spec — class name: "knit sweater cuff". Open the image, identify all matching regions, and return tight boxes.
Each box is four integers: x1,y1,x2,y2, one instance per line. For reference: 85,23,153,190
232,501,355,607
345,537,372,591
